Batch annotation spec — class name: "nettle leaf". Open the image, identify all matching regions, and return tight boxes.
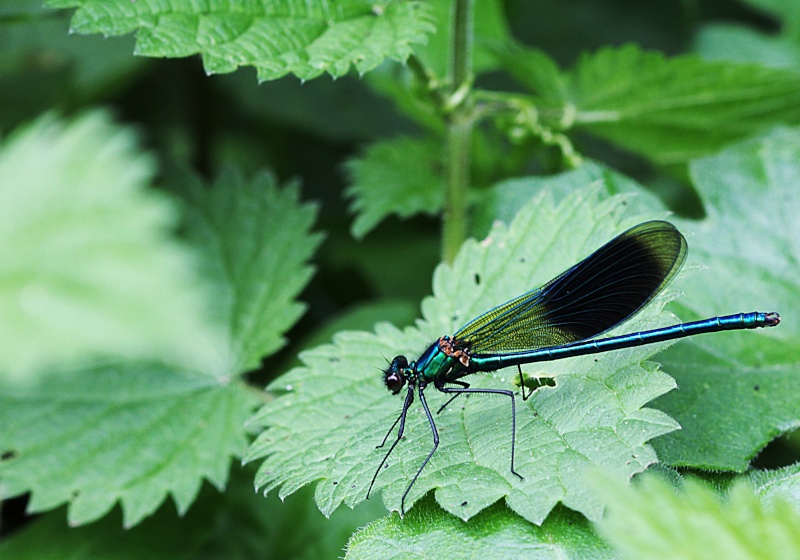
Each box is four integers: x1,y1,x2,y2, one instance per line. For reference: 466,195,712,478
46,0,435,81
0,466,385,560
248,185,684,524
594,472,800,560
748,463,800,510
0,111,222,382
695,24,800,68
345,136,444,239
178,169,323,372
566,44,800,164
0,168,322,527
345,496,613,560
491,42,567,101
0,364,257,528
652,127,800,470
472,160,666,238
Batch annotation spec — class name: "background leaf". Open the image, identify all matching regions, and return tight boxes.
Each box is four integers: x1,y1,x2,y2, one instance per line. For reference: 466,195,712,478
748,462,800,510
566,44,800,164
695,25,800,68
177,169,324,372
0,164,322,527
0,466,385,559
593,471,800,560
652,127,800,470
471,160,666,238
4,2,800,557
0,111,222,382
490,42,566,101
46,0,436,81
0,364,256,527
0,6,142,132
346,136,444,239
248,185,686,524
345,496,613,560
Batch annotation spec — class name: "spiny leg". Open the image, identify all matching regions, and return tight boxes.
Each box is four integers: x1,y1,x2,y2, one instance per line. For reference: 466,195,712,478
400,383,439,515
518,365,531,401
438,385,524,481
435,379,470,414
367,386,414,500
377,409,403,449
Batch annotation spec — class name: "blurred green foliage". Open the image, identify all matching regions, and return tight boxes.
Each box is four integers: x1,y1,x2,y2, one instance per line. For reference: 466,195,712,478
0,1,798,558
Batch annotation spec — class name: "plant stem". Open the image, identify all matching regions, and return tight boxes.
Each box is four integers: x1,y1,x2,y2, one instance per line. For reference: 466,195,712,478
450,0,472,90
443,115,470,263
442,0,474,263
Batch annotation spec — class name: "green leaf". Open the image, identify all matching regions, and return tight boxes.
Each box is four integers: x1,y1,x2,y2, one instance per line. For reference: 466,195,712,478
0,165,322,527
652,127,800,470
345,136,444,238
491,41,567,101
0,7,143,130
247,185,682,524
0,466,385,559
46,0,435,81
0,364,257,528
748,463,800,510
177,169,323,372
567,44,800,164
345,496,613,560
695,24,800,68
0,111,223,382
593,472,800,560
471,160,666,238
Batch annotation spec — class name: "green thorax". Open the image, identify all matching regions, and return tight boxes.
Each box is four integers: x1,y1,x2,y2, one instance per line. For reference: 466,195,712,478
414,336,471,383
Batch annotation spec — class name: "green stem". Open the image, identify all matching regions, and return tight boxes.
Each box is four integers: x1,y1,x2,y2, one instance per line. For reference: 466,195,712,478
443,115,471,263
442,0,474,263
450,0,472,90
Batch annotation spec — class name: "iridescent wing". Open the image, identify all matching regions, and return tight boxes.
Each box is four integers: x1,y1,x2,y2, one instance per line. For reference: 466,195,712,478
454,221,687,354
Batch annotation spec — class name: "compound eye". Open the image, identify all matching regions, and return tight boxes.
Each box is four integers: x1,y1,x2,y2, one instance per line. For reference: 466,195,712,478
384,371,405,394
383,355,408,394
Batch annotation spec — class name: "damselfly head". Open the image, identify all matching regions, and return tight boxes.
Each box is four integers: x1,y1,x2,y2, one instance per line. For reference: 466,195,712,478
383,355,408,394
